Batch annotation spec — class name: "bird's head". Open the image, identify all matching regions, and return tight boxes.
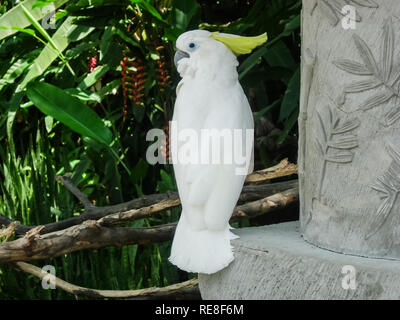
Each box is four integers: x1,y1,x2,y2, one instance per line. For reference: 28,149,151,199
174,30,267,79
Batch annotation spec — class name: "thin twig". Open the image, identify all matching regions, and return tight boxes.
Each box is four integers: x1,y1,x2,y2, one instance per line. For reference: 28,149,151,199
56,175,95,210
15,261,198,299
98,198,181,226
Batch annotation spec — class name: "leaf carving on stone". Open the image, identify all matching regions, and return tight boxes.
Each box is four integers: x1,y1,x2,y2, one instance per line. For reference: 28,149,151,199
367,144,400,240
334,18,400,125
333,59,373,76
314,105,360,200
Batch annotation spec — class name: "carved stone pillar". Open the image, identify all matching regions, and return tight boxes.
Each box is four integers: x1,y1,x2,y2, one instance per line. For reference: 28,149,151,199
300,0,400,259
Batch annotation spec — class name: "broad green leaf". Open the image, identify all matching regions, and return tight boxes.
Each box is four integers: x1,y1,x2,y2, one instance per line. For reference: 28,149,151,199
130,159,149,185
6,92,25,157
65,88,101,103
78,65,110,90
0,0,68,41
44,115,53,132
239,45,268,80
130,0,166,23
157,169,176,193
279,66,300,120
0,59,30,91
166,0,200,41
99,79,121,99
254,99,281,122
277,108,298,145
111,26,141,49
282,14,300,36
10,26,36,36
20,17,94,89
26,82,113,146
32,0,58,9
99,26,113,60
20,4,76,76
263,40,296,70
239,12,299,80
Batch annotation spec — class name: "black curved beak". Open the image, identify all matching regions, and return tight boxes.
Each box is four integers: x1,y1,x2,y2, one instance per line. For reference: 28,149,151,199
174,50,190,68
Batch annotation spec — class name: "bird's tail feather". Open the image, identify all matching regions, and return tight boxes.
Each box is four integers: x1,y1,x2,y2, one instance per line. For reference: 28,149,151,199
169,214,238,274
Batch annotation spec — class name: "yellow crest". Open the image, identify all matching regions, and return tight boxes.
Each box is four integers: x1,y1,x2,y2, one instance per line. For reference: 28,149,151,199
210,32,268,54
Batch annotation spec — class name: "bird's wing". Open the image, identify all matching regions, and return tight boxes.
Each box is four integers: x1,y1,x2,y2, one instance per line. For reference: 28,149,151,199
202,88,253,230
172,84,253,231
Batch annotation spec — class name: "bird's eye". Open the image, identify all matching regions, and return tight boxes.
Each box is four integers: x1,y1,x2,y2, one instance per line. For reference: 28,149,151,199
188,42,196,49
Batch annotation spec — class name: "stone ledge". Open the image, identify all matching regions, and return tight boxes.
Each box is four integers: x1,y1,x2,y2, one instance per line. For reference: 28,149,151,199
198,221,400,299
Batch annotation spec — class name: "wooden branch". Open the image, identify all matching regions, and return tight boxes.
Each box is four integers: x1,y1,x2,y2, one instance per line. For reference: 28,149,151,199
0,191,180,236
127,286,201,300
15,261,198,299
0,221,20,241
245,158,298,183
98,199,181,226
239,179,297,203
232,187,299,220
0,215,31,234
0,222,176,264
0,180,298,236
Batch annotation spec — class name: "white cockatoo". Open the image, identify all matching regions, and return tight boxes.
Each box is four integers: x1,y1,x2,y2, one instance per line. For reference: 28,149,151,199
169,30,267,274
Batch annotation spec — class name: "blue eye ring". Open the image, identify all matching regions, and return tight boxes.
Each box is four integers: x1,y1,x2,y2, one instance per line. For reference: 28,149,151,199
188,42,196,49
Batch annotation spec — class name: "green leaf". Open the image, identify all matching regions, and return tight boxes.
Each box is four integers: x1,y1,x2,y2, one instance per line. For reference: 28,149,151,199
279,66,300,120
111,26,141,49
166,0,200,41
254,99,281,122
20,4,76,77
20,17,94,89
99,79,121,99
10,26,36,36
0,0,68,41
263,40,296,70
78,65,110,90
65,88,101,103
239,45,268,80
282,14,300,36
157,169,176,193
44,115,53,132
31,0,58,9
130,0,166,23
130,159,149,185
277,108,298,145
26,82,113,146
0,59,30,91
